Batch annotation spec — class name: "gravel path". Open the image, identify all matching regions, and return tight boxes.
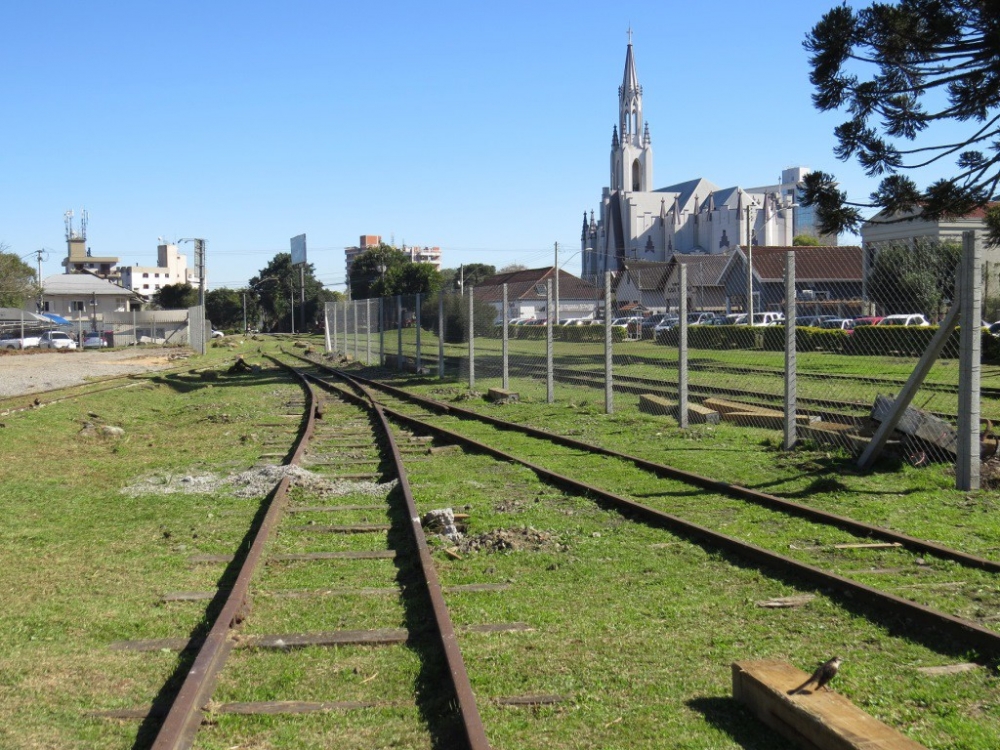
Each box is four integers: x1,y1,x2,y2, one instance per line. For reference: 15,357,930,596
0,348,192,398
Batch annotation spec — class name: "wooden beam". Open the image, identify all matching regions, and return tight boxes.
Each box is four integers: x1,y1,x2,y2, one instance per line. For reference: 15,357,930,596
732,660,927,749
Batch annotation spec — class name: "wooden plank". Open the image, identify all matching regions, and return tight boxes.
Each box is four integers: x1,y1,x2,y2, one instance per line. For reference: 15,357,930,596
916,663,979,676
638,394,720,424
755,594,816,609
237,629,408,648
287,523,390,533
272,551,396,561
216,700,405,714
871,395,958,456
493,695,565,706
287,504,386,513
833,542,902,550
733,659,928,749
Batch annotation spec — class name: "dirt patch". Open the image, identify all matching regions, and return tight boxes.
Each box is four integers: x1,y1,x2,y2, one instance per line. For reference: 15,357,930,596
454,526,565,554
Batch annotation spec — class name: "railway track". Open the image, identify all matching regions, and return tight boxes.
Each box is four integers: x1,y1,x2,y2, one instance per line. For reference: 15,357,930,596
94,360,495,749
289,354,1000,662
17,348,984,746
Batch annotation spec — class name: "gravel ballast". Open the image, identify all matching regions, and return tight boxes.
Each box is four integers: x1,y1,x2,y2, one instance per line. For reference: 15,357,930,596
0,348,189,398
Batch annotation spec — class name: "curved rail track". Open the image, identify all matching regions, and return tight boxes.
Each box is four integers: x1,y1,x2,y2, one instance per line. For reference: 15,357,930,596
288,353,1000,663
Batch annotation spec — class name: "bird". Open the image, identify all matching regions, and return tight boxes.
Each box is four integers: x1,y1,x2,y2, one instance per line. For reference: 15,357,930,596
788,656,842,695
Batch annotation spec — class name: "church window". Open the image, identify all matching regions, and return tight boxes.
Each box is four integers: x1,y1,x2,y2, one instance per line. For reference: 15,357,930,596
632,159,642,191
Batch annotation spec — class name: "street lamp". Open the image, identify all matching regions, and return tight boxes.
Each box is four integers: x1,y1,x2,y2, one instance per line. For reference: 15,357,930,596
745,203,758,324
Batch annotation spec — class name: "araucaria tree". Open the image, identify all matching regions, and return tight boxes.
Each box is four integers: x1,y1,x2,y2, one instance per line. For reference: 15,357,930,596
802,1,1000,237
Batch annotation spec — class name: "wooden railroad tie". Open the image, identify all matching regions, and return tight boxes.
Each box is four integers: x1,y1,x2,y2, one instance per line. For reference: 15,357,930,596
733,659,928,749
638,394,719,424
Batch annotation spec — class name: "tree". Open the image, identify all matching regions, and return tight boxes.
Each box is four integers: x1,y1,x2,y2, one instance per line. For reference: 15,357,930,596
440,263,496,291
348,244,409,299
251,253,326,332
383,262,444,297
866,238,961,318
205,288,244,330
792,235,821,247
0,247,38,307
803,2,1000,237
152,283,198,310
498,263,527,273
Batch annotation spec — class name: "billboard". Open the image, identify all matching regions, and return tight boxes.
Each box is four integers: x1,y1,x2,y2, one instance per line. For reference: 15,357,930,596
290,234,307,266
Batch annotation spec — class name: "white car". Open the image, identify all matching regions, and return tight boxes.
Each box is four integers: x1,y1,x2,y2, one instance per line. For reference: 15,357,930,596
38,331,78,350
0,332,41,349
876,314,930,327
211,329,225,338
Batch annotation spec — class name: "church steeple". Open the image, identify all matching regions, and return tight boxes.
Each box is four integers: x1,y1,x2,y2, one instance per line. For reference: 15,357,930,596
611,31,653,193
619,31,643,146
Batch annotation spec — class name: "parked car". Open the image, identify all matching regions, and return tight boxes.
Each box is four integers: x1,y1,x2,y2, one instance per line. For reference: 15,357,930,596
686,312,716,326
637,314,671,339
749,312,785,327
211,329,225,338
653,316,680,336
82,332,108,349
38,331,78,350
852,316,884,327
988,321,1000,338
0,332,41,349
797,315,837,327
876,314,930,327
819,318,855,333
724,313,747,325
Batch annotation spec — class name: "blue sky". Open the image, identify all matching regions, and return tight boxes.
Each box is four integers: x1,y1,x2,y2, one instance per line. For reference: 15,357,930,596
1,1,920,292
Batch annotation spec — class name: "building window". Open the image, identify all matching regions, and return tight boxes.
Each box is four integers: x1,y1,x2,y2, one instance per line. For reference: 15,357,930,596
143,284,149,289
71,301,85,311
143,272,149,278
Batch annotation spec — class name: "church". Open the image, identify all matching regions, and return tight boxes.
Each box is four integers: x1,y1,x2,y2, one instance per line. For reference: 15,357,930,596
581,37,824,283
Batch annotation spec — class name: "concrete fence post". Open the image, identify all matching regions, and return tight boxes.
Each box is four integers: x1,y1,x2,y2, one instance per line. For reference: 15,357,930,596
784,250,797,450
678,264,689,428
957,230,982,490
605,271,613,414
546,281,554,403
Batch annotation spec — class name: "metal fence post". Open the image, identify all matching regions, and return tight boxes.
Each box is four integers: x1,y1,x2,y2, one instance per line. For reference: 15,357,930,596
366,298,371,366
397,295,404,372
678,264,689,428
341,300,347,355
379,297,384,367
332,301,338,352
468,287,475,390
438,293,445,379
502,283,509,390
957,230,982,490
324,302,332,351
352,301,359,362
546,281,554,403
415,293,422,373
605,271,613,414
784,250,797,450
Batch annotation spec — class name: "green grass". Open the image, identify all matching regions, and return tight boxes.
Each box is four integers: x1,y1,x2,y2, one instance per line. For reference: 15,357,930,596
3,336,1000,748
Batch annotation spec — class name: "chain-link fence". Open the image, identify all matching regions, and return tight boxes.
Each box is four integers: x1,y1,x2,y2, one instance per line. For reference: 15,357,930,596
1,308,195,350
323,233,999,488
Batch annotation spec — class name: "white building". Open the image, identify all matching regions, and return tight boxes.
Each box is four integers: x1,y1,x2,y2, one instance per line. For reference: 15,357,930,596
119,243,200,300
581,39,823,283
38,273,144,324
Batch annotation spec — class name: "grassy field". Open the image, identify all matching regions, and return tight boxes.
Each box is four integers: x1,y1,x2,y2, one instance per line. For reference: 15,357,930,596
1,334,999,749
